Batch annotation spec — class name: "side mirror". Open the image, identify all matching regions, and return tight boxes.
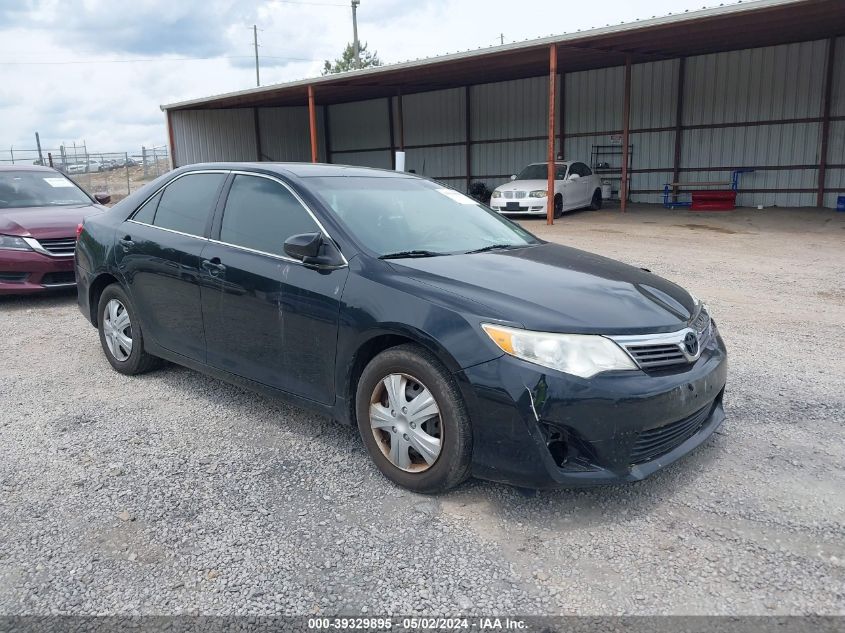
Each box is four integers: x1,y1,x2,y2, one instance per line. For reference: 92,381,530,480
568,173,580,181
510,175,517,181
283,232,344,268
94,193,111,204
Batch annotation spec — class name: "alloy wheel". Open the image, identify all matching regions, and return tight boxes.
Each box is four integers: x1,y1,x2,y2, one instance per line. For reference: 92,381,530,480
103,298,133,362
369,373,442,472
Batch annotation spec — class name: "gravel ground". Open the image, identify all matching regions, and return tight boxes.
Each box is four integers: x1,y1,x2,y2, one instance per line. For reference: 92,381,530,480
0,205,843,616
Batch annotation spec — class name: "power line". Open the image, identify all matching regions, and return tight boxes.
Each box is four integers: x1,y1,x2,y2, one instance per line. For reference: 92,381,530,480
0,55,319,66
271,0,348,6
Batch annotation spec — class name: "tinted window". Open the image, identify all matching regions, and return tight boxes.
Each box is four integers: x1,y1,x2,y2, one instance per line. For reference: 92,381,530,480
220,175,320,256
572,162,591,177
153,173,225,236
554,165,568,180
133,190,161,224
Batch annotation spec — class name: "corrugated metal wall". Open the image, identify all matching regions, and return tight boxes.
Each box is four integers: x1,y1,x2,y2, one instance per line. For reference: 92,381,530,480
171,107,326,166
169,37,843,208
679,40,828,207
258,106,326,163
470,76,559,193
328,98,391,169
400,87,466,188
171,109,257,165
825,36,845,209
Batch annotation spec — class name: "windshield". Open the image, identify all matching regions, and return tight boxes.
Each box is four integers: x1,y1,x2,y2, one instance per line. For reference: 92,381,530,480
311,176,540,257
515,164,568,180
0,171,91,209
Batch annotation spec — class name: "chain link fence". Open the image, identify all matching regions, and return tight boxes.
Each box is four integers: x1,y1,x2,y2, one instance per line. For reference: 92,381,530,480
0,144,170,204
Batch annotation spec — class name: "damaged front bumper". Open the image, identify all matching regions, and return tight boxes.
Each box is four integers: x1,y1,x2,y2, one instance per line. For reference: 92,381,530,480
457,330,728,488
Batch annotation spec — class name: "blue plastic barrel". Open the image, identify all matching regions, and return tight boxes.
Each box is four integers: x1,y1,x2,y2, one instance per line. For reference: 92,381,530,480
838,195,845,212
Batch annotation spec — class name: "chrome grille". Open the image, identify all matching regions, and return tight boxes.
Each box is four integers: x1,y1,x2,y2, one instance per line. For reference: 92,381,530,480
36,237,76,257
503,191,526,199
610,306,712,370
691,306,710,334
624,343,687,368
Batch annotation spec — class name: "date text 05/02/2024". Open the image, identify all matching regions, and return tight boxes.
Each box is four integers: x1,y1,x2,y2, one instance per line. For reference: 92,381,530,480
307,617,527,630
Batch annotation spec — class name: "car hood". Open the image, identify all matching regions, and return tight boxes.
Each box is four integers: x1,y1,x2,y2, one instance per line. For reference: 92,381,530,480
389,243,696,334
0,204,103,240
494,180,548,193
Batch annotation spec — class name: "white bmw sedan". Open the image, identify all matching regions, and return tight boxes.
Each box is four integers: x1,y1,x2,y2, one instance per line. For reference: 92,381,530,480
490,161,602,218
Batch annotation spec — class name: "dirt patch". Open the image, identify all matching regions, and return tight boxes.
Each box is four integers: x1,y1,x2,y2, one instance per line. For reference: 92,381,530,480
817,289,845,304
676,223,740,234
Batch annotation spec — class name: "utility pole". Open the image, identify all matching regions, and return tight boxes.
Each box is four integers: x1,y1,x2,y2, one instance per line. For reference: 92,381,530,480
351,0,361,69
35,132,44,165
500,33,504,45
253,24,260,86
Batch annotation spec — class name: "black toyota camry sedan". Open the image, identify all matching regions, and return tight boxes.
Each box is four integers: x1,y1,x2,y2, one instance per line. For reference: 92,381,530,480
76,163,727,493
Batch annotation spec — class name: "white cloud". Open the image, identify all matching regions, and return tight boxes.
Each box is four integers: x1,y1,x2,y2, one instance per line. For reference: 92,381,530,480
0,0,724,156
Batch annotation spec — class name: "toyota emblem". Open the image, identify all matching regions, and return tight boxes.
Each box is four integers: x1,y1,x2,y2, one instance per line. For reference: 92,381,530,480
684,331,699,356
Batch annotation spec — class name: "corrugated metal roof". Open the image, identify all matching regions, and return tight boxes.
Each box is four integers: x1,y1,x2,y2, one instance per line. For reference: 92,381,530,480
161,0,845,111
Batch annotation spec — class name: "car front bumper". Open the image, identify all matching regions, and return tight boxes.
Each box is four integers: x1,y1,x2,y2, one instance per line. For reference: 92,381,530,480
458,328,728,488
490,197,549,215
0,249,76,295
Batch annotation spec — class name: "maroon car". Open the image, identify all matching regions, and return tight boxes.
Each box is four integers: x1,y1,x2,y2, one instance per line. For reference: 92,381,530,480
0,165,108,295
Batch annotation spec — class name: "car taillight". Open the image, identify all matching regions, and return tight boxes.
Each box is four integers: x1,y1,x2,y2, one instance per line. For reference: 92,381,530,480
76,223,84,239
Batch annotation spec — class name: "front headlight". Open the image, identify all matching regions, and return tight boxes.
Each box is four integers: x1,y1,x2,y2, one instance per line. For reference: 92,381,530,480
528,190,547,198
0,235,32,251
482,323,637,378
491,191,502,199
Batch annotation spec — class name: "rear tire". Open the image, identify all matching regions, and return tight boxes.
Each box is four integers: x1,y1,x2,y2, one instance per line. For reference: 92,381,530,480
553,194,564,219
355,344,472,494
97,284,160,376
589,189,602,210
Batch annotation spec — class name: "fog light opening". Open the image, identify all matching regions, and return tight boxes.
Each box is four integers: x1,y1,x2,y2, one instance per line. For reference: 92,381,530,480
546,430,570,468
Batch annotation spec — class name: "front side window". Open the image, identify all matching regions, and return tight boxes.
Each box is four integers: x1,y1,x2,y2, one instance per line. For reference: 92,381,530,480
153,173,225,236
0,171,91,209
311,176,539,257
220,175,320,256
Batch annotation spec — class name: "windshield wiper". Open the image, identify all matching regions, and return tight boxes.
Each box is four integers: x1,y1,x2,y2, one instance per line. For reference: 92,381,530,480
464,244,523,255
379,250,448,259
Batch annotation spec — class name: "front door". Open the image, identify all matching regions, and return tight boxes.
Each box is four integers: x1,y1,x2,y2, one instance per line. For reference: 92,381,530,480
115,171,227,362
200,173,348,404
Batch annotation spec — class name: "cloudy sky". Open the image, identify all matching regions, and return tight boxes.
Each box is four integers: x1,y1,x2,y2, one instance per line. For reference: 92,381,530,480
1,0,721,156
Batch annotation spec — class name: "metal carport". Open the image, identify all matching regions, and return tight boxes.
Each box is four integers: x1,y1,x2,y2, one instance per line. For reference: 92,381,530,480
161,0,845,222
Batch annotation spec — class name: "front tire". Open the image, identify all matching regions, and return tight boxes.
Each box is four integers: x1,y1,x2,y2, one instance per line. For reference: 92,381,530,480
97,284,160,375
355,344,472,494
553,194,564,219
589,189,602,210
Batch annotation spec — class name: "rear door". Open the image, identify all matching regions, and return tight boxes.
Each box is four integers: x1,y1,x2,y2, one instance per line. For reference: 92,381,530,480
200,172,348,404
115,171,227,362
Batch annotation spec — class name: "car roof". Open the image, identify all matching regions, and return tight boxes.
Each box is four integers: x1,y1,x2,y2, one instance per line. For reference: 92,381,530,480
527,161,573,166
180,162,414,179
0,164,59,173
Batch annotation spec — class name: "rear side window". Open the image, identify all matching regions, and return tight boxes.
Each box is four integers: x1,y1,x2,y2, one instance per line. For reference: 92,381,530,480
153,173,225,236
219,175,320,256
132,190,162,224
